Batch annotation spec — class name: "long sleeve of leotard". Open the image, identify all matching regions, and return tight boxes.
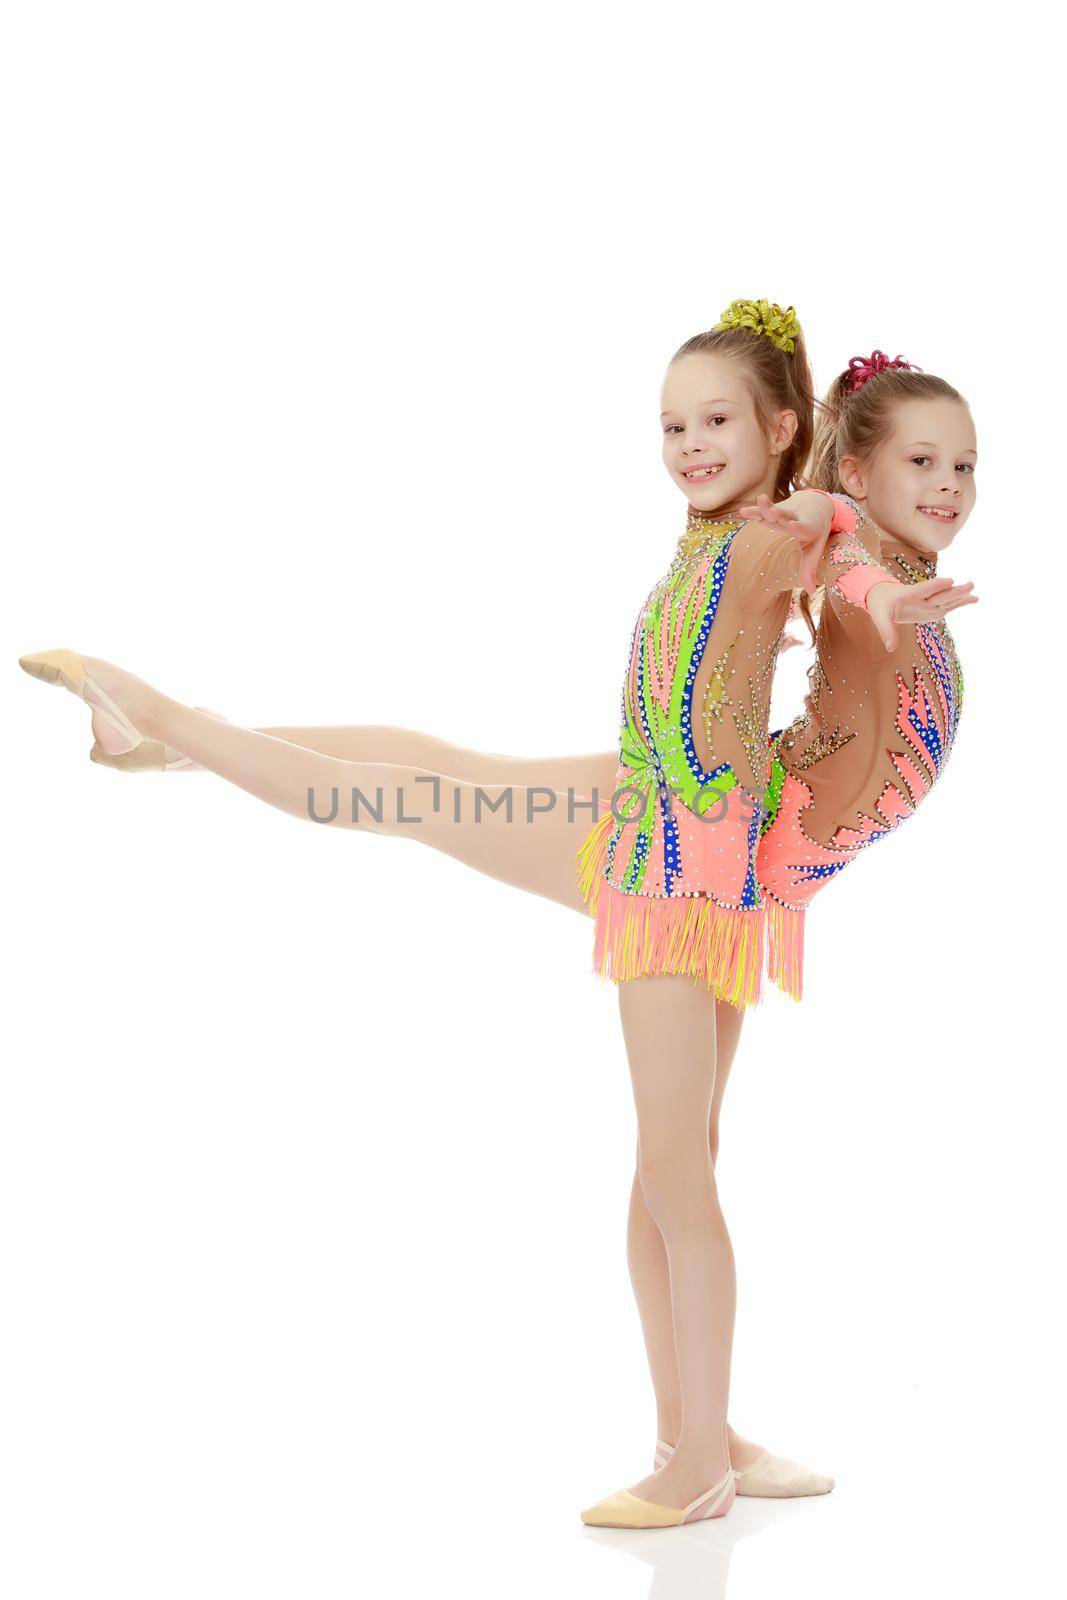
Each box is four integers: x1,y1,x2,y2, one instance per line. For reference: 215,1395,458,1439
814,499,906,660
727,519,809,609
675,517,809,788
734,502,902,619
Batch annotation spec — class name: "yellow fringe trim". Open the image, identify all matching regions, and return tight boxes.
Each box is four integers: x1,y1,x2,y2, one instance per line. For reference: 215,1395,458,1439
573,812,765,1008
574,808,615,912
763,895,804,1002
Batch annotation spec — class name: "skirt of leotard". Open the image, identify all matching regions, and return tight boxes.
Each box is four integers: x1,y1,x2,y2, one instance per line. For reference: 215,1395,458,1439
573,777,767,1010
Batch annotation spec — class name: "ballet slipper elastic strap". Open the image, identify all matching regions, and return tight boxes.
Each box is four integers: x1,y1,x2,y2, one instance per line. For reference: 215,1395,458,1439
84,672,145,746
682,1471,733,1518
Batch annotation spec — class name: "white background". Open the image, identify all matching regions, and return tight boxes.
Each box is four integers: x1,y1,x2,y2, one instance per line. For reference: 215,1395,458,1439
2,4,1062,1597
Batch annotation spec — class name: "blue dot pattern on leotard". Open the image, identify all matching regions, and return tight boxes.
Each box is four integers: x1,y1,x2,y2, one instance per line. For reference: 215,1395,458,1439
917,621,961,763
628,529,751,899
679,542,733,786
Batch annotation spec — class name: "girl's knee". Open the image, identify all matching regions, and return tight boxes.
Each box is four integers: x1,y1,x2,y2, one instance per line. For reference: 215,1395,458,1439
708,1122,721,1169
638,1140,717,1223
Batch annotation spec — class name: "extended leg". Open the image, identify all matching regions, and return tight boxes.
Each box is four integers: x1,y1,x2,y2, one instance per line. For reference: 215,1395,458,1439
94,707,619,801
91,661,607,916
234,726,618,802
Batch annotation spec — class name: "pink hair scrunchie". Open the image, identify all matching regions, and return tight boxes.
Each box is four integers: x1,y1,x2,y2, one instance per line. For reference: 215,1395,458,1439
844,349,921,395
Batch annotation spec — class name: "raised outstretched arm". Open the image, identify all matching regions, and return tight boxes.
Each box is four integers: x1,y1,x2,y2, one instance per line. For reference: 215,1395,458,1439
744,489,978,650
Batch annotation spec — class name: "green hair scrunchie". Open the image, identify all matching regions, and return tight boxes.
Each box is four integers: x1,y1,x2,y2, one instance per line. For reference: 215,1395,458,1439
714,298,801,355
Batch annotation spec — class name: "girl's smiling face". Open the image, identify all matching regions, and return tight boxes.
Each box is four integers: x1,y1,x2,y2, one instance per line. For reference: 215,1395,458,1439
840,397,978,553
660,352,796,513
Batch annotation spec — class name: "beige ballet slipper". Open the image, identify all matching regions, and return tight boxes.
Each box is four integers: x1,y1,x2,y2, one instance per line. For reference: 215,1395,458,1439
88,706,228,771
654,1437,833,1497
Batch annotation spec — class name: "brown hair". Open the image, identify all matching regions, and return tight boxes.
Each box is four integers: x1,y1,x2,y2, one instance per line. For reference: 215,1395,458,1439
670,323,816,501
795,364,969,643
805,366,968,494
671,319,819,644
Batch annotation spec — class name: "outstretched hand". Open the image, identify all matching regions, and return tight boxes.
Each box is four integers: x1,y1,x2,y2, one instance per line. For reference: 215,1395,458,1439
739,491,832,543
868,576,978,651
739,491,834,594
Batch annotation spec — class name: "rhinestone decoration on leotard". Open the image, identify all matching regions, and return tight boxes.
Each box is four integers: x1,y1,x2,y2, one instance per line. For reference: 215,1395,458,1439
700,638,737,762
575,502,830,1006
631,517,738,896
756,518,966,1001
732,632,778,786
791,727,856,771
586,506,798,908
890,550,937,585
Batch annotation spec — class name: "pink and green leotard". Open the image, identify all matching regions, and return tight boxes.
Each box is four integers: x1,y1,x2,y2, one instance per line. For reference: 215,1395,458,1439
574,502,887,1008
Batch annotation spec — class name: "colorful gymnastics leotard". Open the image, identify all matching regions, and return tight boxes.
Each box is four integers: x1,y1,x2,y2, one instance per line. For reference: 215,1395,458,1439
757,502,964,1000
574,504,883,1008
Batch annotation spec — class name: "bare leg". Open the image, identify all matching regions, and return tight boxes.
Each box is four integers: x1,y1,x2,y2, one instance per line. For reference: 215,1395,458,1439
87,661,607,916
252,727,619,803
627,1000,764,1467
616,975,734,1510
93,708,619,801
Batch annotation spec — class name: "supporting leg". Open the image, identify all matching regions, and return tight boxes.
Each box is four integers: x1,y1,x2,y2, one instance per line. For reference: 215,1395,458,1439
627,999,744,1452
615,974,734,1509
